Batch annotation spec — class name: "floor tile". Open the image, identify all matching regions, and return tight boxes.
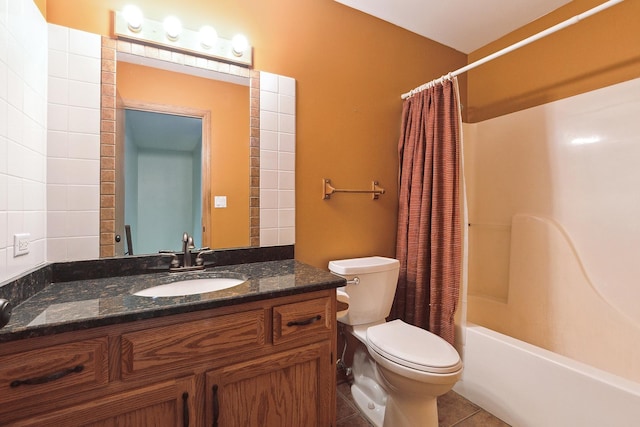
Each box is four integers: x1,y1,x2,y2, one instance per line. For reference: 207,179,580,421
437,391,481,427
454,410,511,426
337,414,375,427
337,391,358,421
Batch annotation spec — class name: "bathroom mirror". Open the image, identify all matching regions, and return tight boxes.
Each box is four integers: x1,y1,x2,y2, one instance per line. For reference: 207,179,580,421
99,39,295,257
114,55,251,255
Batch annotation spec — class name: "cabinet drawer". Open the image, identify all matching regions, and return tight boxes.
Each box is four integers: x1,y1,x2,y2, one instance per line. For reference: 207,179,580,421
121,309,266,378
0,337,109,409
273,297,331,345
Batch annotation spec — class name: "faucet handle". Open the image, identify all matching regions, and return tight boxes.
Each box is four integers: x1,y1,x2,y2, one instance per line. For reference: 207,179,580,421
195,249,215,266
169,254,180,268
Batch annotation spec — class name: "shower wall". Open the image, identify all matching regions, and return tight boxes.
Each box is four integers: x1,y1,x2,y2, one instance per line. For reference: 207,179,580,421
463,76,640,383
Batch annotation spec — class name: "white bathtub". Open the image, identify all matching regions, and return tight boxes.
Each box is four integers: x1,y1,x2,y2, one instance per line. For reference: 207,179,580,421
453,324,640,427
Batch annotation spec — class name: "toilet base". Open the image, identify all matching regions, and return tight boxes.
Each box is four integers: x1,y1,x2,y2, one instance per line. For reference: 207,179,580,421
383,393,438,427
351,382,439,427
351,383,385,427
349,345,387,427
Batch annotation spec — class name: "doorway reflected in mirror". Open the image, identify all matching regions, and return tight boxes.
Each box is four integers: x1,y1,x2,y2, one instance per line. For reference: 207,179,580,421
124,110,203,254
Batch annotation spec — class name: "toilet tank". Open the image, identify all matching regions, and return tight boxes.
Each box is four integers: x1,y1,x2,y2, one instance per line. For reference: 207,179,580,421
329,256,400,326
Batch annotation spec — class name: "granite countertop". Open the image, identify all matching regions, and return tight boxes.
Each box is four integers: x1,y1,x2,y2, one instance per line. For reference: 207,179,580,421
0,259,345,343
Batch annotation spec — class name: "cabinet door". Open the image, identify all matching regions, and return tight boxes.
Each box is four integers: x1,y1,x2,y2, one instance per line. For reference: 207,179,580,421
9,376,199,427
206,342,335,427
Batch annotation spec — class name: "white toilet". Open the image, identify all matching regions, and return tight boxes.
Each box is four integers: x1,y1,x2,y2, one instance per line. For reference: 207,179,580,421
330,256,462,427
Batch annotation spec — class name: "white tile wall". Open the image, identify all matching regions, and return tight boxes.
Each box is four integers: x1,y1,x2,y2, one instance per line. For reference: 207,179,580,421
46,24,100,262
259,71,296,247
0,0,47,282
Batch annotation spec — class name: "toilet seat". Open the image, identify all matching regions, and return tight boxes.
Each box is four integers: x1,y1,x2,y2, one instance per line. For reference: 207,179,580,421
366,320,462,374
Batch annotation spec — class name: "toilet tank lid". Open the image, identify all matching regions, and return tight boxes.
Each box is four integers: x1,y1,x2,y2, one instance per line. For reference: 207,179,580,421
329,256,399,275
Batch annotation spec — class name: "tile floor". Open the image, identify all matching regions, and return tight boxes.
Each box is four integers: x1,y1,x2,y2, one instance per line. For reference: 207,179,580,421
336,381,511,427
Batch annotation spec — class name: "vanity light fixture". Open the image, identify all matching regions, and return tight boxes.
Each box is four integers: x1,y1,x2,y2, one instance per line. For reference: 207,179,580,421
113,9,253,67
163,15,182,41
198,25,218,49
231,34,249,56
122,5,143,33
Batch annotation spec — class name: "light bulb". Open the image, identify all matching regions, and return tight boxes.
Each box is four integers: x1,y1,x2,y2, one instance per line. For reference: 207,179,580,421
163,16,182,41
123,5,143,32
199,26,218,49
231,34,249,56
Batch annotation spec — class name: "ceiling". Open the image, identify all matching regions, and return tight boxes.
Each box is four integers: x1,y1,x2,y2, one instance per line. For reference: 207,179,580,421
335,0,573,54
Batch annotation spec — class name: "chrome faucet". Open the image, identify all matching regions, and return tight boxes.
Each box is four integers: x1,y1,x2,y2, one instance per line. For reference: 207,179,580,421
166,232,208,272
182,232,194,267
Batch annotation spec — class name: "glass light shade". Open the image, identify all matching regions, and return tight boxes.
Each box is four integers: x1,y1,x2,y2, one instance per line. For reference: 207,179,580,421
123,5,143,32
199,26,218,49
231,34,249,56
163,16,182,40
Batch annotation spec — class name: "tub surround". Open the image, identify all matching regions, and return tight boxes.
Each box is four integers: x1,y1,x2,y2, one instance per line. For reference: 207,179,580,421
465,76,640,384
0,244,345,343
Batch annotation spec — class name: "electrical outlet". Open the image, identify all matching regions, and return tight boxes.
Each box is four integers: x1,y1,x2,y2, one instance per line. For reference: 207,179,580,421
14,233,30,257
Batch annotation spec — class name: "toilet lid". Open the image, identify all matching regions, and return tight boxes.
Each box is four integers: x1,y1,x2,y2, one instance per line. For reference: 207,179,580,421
366,320,462,374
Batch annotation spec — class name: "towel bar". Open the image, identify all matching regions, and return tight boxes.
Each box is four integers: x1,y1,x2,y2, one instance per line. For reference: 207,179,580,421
322,179,385,200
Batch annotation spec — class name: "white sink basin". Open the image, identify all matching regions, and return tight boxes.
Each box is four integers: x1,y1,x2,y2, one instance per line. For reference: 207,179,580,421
134,276,247,297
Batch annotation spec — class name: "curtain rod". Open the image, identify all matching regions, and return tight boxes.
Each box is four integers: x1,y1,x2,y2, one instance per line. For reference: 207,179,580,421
401,0,624,100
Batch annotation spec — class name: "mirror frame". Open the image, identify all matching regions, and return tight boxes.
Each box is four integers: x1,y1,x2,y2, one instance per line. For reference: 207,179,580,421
99,36,260,257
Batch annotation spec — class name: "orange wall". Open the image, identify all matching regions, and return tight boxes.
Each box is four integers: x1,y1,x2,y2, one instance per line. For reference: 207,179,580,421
467,0,640,122
116,62,250,249
44,0,467,268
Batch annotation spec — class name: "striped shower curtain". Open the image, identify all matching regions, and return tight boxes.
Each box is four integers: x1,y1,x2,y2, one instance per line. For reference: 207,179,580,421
390,77,462,345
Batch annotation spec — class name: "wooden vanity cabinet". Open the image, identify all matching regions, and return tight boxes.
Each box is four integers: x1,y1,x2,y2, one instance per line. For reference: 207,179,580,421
11,376,197,427
0,289,336,427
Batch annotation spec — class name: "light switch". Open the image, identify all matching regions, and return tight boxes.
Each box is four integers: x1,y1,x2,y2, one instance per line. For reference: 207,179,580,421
214,196,227,208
